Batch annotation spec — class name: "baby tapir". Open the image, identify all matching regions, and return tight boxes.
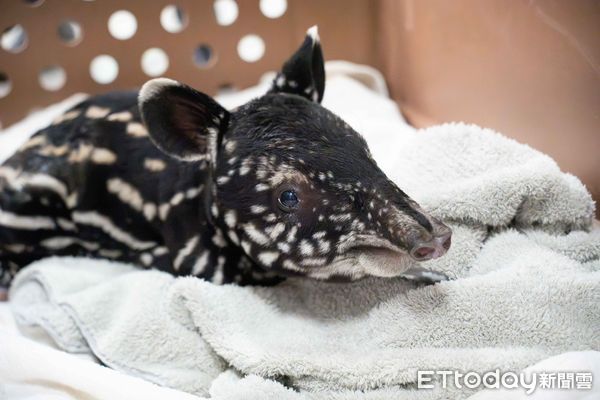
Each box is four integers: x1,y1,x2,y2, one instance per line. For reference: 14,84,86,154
0,27,451,286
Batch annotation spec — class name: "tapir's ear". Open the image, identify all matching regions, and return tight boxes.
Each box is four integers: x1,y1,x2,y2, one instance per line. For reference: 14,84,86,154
138,78,229,163
269,25,325,103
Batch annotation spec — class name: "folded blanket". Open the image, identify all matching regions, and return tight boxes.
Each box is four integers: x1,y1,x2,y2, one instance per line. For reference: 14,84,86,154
7,69,600,399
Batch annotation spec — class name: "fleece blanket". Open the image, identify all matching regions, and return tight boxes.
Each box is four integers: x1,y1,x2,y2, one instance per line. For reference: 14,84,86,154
5,62,600,399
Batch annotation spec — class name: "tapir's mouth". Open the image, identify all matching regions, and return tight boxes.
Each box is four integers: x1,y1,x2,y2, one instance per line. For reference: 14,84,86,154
341,237,440,262
312,233,451,280
350,241,449,263
308,246,413,281
338,235,407,255
339,223,452,264
347,245,406,260
339,246,414,279
336,233,450,278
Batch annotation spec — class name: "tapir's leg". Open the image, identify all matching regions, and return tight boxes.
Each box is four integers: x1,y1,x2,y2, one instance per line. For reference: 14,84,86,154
0,132,99,286
0,170,83,285
401,266,449,285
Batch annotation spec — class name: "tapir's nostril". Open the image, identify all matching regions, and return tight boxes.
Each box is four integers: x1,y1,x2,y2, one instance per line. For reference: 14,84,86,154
411,246,436,261
442,235,451,250
410,231,451,261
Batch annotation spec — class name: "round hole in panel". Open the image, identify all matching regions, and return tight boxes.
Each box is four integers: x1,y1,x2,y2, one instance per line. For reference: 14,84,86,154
1,24,28,53
193,44,216,68
39,65,67,91
213,0,238,26
160,5,188,33
237,34,265,63
141,48,169,77
108,10,137,40
259,0,287,19
90,54,119,84
0,72,12,98
58,20,83,46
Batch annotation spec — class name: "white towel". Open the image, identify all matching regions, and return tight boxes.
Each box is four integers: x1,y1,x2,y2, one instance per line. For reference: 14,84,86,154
5,63,600,399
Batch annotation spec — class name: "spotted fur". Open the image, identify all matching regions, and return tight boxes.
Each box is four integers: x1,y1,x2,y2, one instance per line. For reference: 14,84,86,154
0,27,451,286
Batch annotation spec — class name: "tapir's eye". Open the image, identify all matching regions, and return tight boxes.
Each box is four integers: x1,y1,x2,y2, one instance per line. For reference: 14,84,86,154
278,190,299,212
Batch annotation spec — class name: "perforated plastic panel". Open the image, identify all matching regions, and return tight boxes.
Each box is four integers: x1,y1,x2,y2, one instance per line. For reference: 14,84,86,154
0,0,377,128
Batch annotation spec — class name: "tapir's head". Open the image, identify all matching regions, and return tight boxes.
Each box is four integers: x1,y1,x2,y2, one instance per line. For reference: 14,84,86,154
139,26,451,282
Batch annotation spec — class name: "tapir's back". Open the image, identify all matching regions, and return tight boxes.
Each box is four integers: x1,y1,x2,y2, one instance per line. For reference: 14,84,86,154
0,92,203,283
3,91,157,186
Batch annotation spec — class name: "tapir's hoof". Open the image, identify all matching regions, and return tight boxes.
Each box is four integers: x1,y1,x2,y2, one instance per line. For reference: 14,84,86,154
401,267,449,285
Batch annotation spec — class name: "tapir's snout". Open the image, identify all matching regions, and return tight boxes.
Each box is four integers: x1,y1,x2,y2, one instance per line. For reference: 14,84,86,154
365,183,453,265
409,225,452,261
